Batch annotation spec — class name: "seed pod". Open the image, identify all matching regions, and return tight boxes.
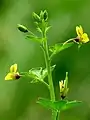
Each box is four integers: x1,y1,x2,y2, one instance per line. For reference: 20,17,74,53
17,24,28,33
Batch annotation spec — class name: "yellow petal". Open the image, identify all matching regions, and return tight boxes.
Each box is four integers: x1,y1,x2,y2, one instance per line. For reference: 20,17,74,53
59,80,63,88
79,25,83,34
76,25,83,37
5,73,13,80
81,33,89,43
10,64,17,73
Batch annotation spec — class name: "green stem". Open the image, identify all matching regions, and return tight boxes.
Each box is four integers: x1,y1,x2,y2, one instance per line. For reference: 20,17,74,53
38,79,50,90
63,38,74,45
28,30,35,36
56,111,60,120
42,32,57,120
44,40,55,100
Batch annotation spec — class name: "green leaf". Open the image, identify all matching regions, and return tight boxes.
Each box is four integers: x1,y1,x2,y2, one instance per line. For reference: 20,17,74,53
45,26,51,33
37,98,82,111
37,27,42,33
37,98,54,110
62,100,82,111
21,65,55,83
49,43,74,55
28,67,43,82
32,12,41,22
37,98,67,111
28,66,55,83
53,101,67,111
26,35,42,43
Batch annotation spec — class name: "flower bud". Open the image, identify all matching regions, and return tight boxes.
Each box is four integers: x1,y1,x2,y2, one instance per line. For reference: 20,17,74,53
17,24,28,33
32,12,41,22
59,72,69,99
40,10,44,20
43,10,48,21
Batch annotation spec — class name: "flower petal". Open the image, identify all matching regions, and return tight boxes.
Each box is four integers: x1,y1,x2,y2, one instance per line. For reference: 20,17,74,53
79,26,83,34
59,80,65,93
5,73,13,80
76,25,83,37
10,64,17,73
81,33,89,43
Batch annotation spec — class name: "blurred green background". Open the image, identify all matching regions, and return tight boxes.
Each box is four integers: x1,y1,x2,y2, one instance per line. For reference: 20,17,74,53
1,0,90,119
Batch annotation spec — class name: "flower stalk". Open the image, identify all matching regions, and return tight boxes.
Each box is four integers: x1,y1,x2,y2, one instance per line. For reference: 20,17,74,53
42,31,57,120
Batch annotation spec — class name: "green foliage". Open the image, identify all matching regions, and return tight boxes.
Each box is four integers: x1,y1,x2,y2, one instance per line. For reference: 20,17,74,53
21,65,56,83
11,9,85,120
49,43,74,58
40,10,48,21
37,98,82,111
26,35,42,43
61,100,82,111
32,10,50,35
29,67,43,83
37,97,67,111
32,12,41,22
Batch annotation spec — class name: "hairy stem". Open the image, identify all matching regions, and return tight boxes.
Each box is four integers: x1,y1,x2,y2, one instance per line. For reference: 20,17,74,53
42,32,57,120
44,40,55,100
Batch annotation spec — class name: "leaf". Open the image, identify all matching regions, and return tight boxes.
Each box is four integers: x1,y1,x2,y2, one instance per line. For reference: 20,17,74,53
45,26,51,33
32,12,41,22
49,43,74,55
53,100,67,111
26,35,42,43
37,98,54,110
37,98,67,111
29,67,43,82
21,65,56,83
62,100,82,111
37,27,42,33
28,65,56,83
37,98,82,111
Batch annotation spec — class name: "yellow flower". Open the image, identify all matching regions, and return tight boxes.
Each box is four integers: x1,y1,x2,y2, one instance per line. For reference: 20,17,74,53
5,64,20,80
59,72,69,99
59,80,64,92
59,80,69,99
76,25,89,43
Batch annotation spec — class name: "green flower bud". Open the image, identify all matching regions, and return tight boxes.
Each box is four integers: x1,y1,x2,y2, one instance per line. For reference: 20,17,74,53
40,10,44,20
17,24,28,33
32,12,41,22
43,10,48,21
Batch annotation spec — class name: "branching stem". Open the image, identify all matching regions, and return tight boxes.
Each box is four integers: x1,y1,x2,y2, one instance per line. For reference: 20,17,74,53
42,32,57,120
